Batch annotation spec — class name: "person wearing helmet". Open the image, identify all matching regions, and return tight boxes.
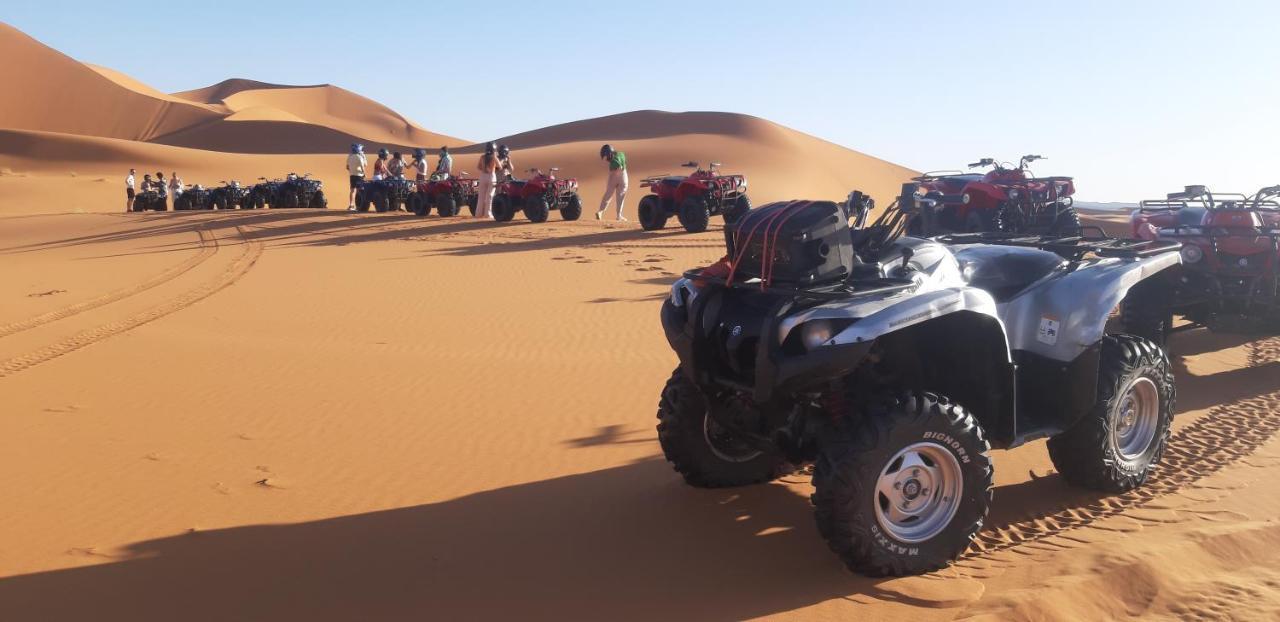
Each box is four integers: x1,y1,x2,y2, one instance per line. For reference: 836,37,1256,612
496,144,514,181
411,148,430,182
596,144,628,221
435,146,453,179
155,172,168,210
387,151,409,179
347,143,367,211
372,148,390,181
475,142,500,219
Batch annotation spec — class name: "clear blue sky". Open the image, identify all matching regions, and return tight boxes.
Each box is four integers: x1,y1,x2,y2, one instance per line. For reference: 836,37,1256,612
4,1,1278,201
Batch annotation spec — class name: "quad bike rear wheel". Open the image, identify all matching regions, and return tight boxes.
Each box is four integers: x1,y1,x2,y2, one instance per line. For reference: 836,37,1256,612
638,195,668,231
656,369,789,488
409,193,428,216
1119,281,1174,346
1047,335,1174,493
812,391,993,576
678,197,711,234
310,190,327,209
213,196,228,210
467,194,478,216
724,194,752,224
373,191,390,213
492,195,515,222
524,194,550,223
561,193,582,221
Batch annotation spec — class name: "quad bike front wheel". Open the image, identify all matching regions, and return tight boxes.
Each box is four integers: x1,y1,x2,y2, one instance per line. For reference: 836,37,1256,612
1048,335,1174,493
409,193,428,217
524,194,550,223
373,191,390,213
492,195,515,222
964,209,995,233
467,194,478,216
310,190,327,209
638,195,668,231
812,391,993,576
656,369,789,488
724,194,752,224
437,193,458,217
1049,206,1082,235
678,197,711,233
561,194,582,221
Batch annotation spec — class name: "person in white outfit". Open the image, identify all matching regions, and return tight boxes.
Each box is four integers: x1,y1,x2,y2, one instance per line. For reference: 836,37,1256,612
597,144,628,221
346,143,367,211
125,168,136,212
169,171,183,199
475,142,499,219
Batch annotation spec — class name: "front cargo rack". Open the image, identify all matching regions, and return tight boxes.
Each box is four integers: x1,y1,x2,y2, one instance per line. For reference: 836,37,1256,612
934,230,1181,261
681,270,916,301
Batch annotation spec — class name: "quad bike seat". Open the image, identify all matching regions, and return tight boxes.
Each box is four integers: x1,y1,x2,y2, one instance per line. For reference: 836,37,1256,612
954,246,1065,301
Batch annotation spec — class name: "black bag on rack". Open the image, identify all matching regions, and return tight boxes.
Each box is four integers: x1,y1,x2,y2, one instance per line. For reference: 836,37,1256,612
724,200,856,286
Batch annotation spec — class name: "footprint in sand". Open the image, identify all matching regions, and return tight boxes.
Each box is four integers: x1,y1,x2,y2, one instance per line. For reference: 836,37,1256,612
43,405,82,413
27,289,67,298
211,482,232,495
143,453,162,462
575,259,594,264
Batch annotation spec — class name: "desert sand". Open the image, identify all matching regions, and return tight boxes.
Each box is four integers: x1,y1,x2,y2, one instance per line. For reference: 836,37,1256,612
2,22,1279,622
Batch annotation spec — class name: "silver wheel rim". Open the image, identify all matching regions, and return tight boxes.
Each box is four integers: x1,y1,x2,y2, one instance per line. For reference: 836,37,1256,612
1113,376,1159,461
873,442,963,543
702,413,763,463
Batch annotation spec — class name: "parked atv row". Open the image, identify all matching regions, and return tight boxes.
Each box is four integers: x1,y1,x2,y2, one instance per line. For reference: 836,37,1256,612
246,174,328,209
1125,184,1280,337
654,184,1182,577
638,161,750,233
909,155,1078,235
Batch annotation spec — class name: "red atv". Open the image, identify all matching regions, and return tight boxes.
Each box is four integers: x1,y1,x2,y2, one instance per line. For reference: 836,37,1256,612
1123,185,1280,339
492,168,583,223
910,155,1077,235
637,161,750,233
410,173,480,217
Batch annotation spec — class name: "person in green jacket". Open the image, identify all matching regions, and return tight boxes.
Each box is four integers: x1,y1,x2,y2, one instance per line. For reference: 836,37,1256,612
597,144,628,222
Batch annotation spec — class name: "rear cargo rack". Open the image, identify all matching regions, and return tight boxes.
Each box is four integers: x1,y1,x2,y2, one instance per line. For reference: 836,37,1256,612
681,271,915,301
934,231,1180,260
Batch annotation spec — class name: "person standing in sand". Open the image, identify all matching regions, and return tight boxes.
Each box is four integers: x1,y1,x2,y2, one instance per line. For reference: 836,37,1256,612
496,144,514,181
596,144,628,221
155,172,168,210
475,142,499,219
347,143,367,211
411,149,430,182
435,146,453,179
125,168,136,212
169,171,183,200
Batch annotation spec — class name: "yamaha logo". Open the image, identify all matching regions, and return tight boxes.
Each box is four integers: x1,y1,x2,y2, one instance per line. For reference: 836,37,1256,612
730,325,743,337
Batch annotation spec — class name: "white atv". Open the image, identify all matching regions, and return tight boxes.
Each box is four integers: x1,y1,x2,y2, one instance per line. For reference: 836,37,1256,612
656,186,1182,576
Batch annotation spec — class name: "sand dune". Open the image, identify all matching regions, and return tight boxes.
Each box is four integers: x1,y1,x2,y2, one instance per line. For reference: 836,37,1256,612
2,19,1279,622
0,22,462,154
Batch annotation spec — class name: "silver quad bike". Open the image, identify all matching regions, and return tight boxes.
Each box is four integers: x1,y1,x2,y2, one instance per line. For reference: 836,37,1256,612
656,186,1182,576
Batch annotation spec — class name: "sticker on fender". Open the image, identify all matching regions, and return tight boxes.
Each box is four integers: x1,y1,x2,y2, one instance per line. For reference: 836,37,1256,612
1037,315,1060,345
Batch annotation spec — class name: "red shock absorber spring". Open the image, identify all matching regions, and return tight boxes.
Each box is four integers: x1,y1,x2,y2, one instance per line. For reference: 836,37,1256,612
821,380,849,417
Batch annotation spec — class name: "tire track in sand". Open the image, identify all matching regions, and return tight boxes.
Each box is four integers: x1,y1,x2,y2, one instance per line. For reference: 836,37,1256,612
0,227,217,339
966,337,1280,558
0,226,261,380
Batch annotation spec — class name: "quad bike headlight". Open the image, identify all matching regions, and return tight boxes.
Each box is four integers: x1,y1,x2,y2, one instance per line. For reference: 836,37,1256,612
798,319,855,350
1180,244,1204,264
962,193,971,204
